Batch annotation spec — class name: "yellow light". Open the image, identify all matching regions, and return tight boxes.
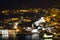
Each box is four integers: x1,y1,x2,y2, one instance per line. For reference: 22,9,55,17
33,10,38,13
2,11,5,13
55,26,58,28
26,20,31,22
51,22,57,25
16,29,20,32
54,22,57,25
24,19,31,22
12,18,18,21
45,17,51,22
52,14,56,17
20,10,30,12
51,13,57,17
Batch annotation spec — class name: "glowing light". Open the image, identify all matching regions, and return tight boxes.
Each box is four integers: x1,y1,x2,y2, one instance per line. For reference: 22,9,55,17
32,34,39,40
45,17,51,22
43,33,53,38
12,18,18,21
2,11,5,13
34,17,45,26
54,33,56,35
46,11,48,13
26,27,31,30
14,22,19,29
45,39,52,40
31,29,38,33
43,9,46,12
14,26,17,29
38,27,41,30
34,21,40,26
40,17,45,22
2,30,9,38
52,14,56,17
52,22,57,25
42,28,46,30
26,27,31,31
24,19,31,22
16,29,20,32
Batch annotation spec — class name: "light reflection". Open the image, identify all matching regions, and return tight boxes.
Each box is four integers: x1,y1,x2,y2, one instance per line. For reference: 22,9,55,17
32,33,39,40
44,39,52,40
2,30,9,38
25,35,31,40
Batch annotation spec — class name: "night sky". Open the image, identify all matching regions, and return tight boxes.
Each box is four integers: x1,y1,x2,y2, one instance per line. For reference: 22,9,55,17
0,0,60,9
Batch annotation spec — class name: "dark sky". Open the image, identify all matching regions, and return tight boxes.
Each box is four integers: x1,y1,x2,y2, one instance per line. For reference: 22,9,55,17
0,0,60,9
